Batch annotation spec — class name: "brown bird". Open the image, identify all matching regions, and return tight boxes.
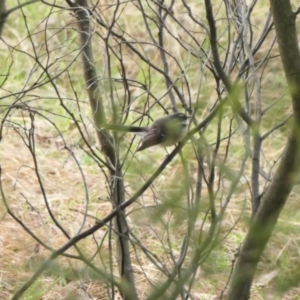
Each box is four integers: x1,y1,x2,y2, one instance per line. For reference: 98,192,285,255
104,112,189,151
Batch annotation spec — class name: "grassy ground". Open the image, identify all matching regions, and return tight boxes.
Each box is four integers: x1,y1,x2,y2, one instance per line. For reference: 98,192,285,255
1,0,300,299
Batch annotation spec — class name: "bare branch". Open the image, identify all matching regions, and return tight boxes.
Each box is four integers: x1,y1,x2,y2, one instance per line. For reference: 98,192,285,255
227,1,300,298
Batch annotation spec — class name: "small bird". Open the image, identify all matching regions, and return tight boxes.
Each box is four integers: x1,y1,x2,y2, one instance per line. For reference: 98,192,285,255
104,112,189,151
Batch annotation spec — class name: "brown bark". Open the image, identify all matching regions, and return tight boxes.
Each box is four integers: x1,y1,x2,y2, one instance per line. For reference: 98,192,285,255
0,0,6,37
227,1,300,299
74,2,138,299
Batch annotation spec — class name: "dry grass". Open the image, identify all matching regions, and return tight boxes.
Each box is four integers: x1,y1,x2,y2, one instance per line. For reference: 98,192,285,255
1,0,300,299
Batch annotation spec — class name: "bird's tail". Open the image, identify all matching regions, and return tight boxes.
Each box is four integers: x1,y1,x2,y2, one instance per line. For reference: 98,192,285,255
103,124,148,133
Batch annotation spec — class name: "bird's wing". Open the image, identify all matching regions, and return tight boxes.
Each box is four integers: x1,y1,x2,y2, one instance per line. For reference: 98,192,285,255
136,125,165,151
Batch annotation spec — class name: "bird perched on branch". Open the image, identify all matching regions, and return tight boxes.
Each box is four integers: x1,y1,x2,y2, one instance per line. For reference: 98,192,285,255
104,112,189,151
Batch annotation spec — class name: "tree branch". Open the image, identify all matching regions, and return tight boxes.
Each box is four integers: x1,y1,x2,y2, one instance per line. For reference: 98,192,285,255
73,1,138,299
204,0,254,126
227,1,300,298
